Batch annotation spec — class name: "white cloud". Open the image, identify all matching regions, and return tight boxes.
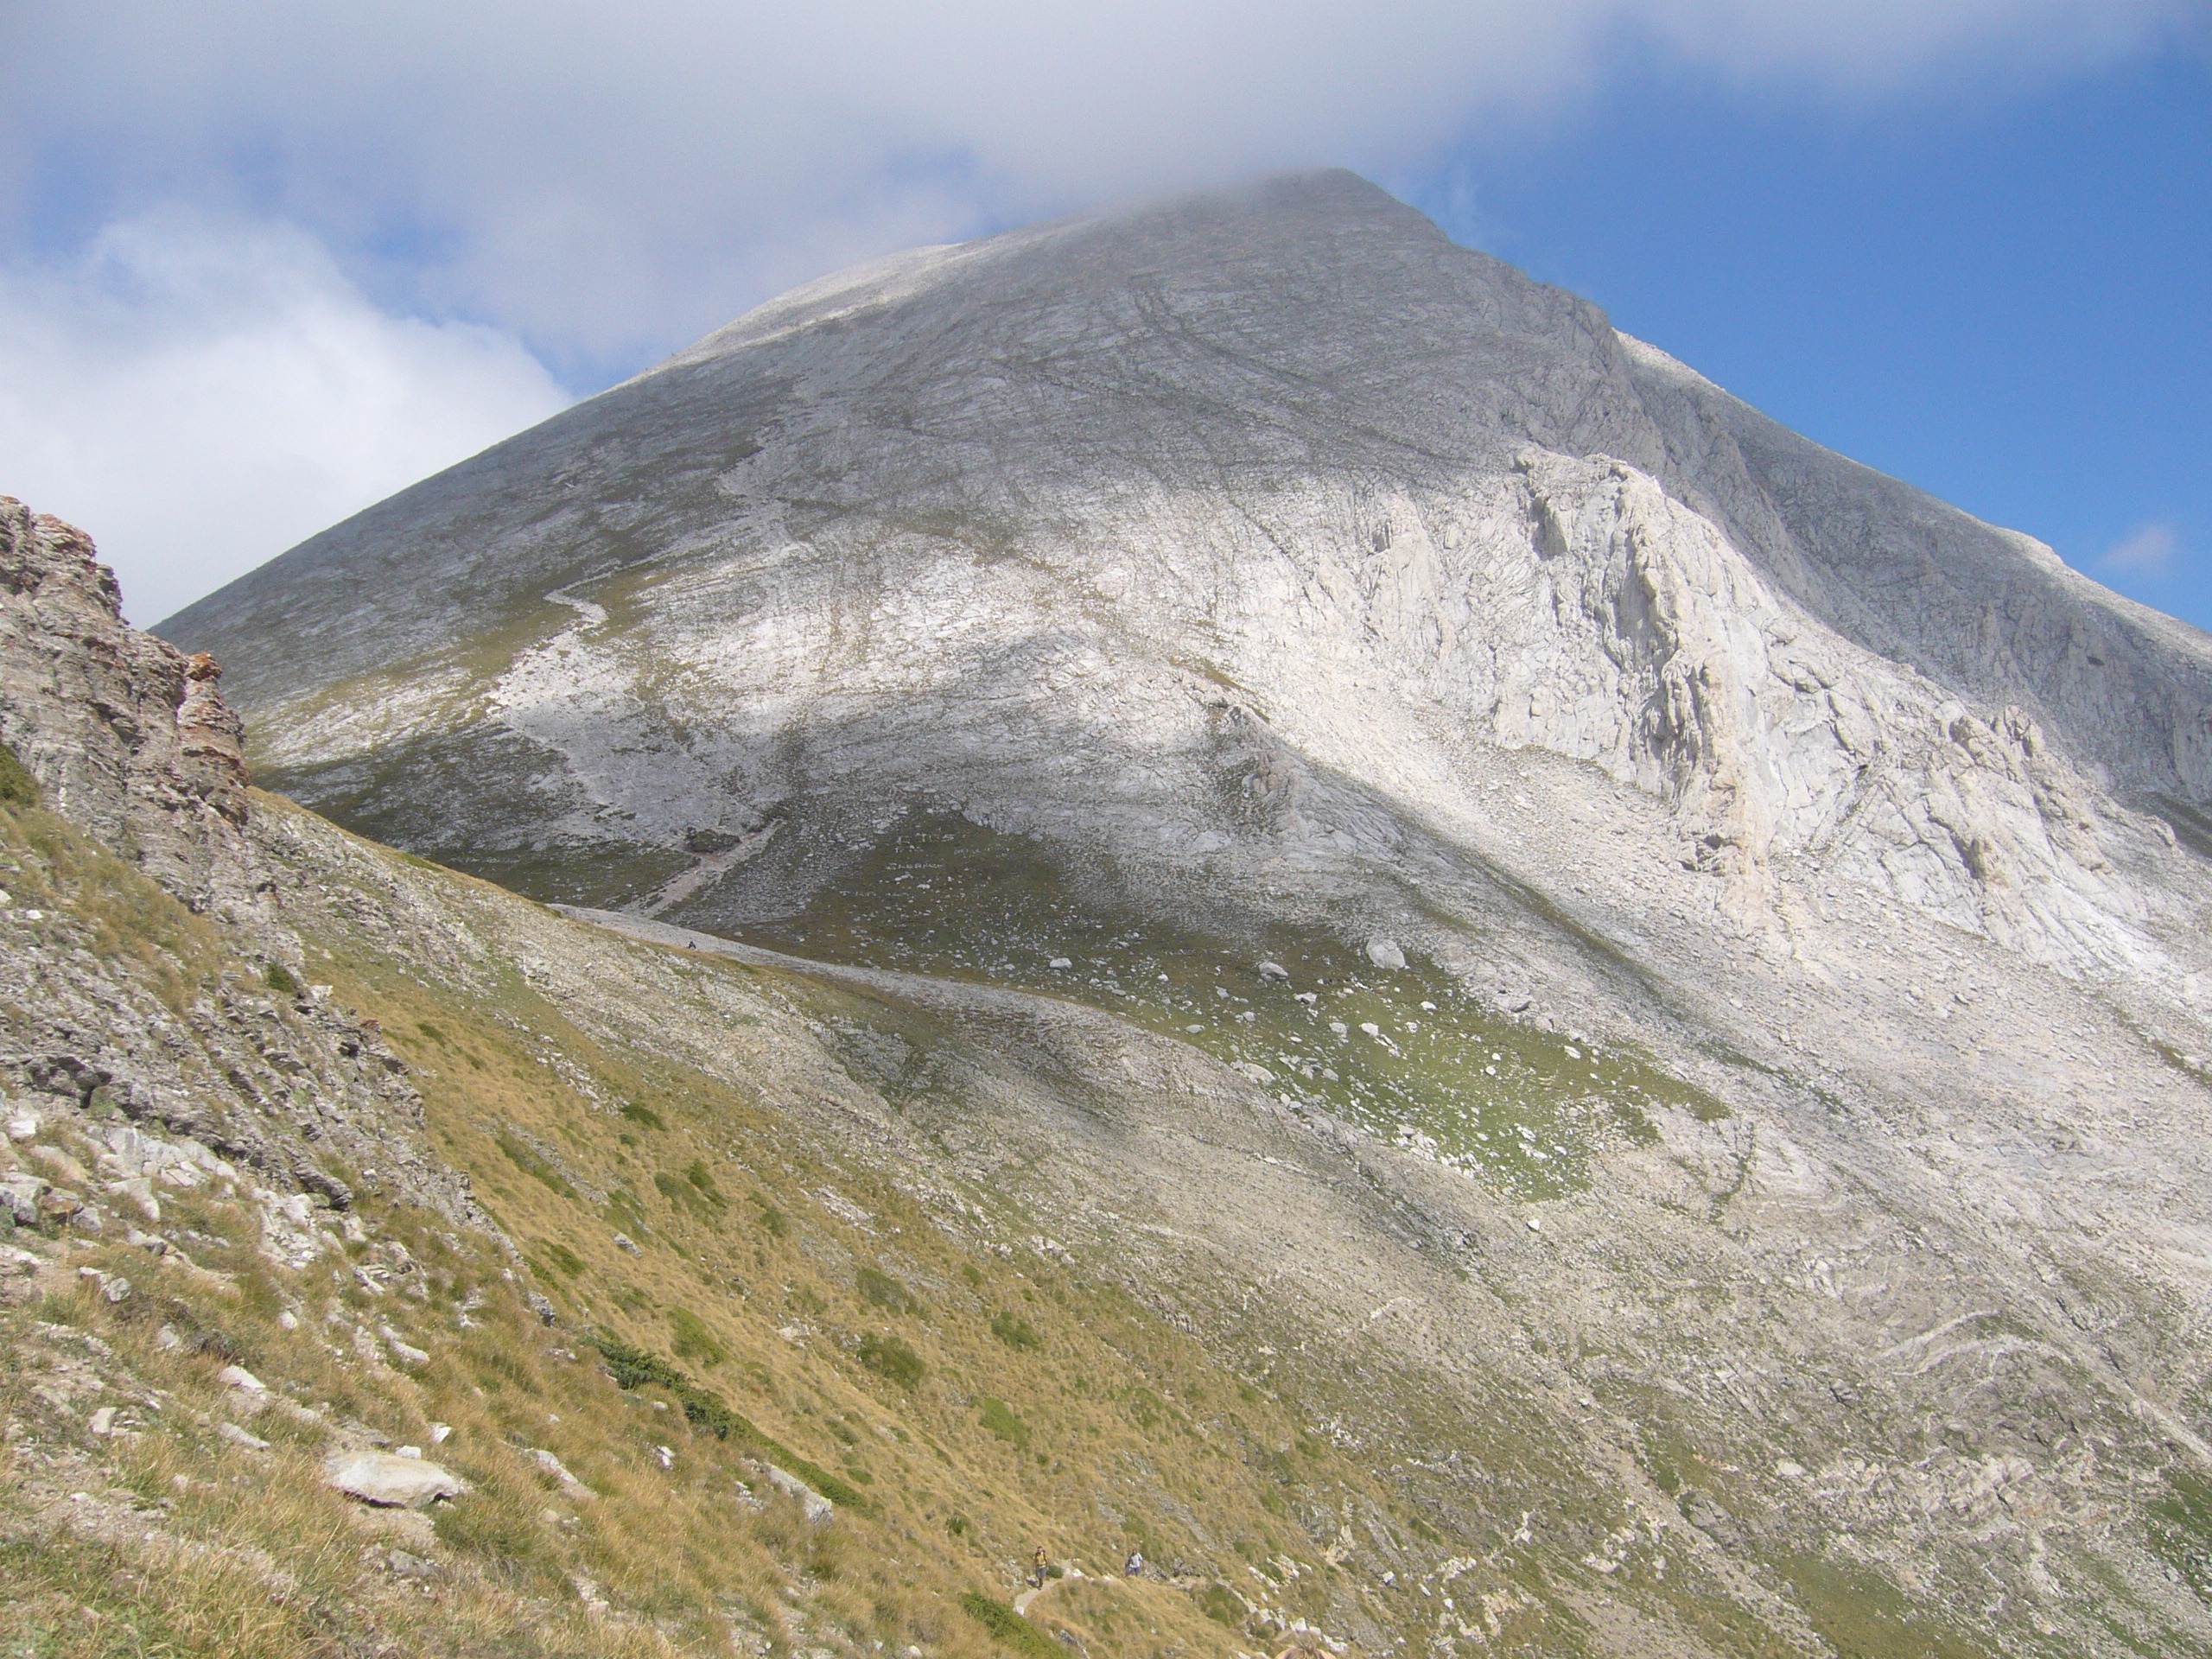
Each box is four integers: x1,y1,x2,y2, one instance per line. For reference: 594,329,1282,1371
3,1,2195,363
0,0,2196,616
2100,523,2180,577
0,213,570,624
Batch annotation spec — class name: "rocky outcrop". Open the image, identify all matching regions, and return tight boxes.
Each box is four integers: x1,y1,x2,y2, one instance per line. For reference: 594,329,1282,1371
0,493,483,1230
1491,450,2157,963
327,1451,468,1510
176,652,250,823
1618,333,2212,814
0,498,252,909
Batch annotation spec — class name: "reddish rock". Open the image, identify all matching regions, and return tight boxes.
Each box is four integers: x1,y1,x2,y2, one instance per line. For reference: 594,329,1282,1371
177,652,251,824
0,496,255,906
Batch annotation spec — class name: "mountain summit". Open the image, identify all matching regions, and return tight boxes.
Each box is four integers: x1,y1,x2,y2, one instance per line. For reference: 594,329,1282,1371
158,174,2212,1653
167,170,2210,974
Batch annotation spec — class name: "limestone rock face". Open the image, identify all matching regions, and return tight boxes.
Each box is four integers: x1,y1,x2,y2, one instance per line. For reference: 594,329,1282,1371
159,173,2211,989
1,498,251,906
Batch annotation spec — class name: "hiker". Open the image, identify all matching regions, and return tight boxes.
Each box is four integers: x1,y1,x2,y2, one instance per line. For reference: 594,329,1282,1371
1033,1547,1049,1588
1124,1550,1144,1579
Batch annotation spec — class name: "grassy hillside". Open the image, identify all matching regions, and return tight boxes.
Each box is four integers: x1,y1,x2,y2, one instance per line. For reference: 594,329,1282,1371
715,810,1728,1202
0,785,1547,1658
9,771,2185,1659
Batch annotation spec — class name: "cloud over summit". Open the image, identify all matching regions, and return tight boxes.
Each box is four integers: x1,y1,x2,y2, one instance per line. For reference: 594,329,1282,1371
0,0,2200,620
2101,523,2182,578
6,0,2196,359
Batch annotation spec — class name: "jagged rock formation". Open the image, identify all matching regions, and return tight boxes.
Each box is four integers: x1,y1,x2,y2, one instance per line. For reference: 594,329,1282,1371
0,499,474,1224
176,651,250,823
2,497,252,910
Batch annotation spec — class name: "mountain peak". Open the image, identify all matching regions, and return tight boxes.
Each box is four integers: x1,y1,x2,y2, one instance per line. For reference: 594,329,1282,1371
108,170,2212,1658
665,167,1503,376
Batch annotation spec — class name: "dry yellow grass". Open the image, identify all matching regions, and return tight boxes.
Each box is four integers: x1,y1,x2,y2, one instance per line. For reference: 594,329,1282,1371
0,792,1430,1658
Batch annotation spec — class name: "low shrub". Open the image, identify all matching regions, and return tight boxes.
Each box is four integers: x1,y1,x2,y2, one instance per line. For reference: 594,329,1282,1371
1198,1584,1246,1628
857,1267,917,1313
958,1592,1061,1659
979,1396,1030,1447
496,1131,576,1200
590,1332,868,1510
541,1242,585,1277
683,1159,727,1207
857,1332,925,1389
593,1332,688,1395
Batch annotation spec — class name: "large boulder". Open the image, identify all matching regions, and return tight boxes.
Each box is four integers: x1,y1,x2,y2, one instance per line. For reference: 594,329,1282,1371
327,1450,468,1510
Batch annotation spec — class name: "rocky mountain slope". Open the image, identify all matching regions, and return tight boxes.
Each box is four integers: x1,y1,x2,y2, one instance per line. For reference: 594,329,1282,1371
23,493,2212,1659
24,170,2212,1656
0,499,1422,1657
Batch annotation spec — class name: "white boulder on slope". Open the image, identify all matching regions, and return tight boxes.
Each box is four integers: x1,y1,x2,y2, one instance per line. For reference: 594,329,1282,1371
327,1451,468,1510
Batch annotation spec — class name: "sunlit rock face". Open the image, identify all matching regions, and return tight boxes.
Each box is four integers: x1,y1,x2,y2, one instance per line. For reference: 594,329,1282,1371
164,171,2210,983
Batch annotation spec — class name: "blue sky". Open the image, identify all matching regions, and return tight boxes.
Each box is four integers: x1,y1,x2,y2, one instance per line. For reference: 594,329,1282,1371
0,1,2205,626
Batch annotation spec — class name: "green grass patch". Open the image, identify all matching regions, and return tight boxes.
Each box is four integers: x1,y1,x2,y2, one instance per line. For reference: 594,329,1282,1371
1779,1554,1992,1659
0,741,36,807
683,1159,727,1207
979,1395,1031,1447
858,1266,918,1313
1196,1585,1245,1629
669,1306,728,1367
432,1487,563,1590
959,1592,1061,1659
857,1332,925,1389
724,810,1726,1199
589,1333,867,1510
2150,1469,2212,1598
541,1242,586,1277
496,1130,577,1201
